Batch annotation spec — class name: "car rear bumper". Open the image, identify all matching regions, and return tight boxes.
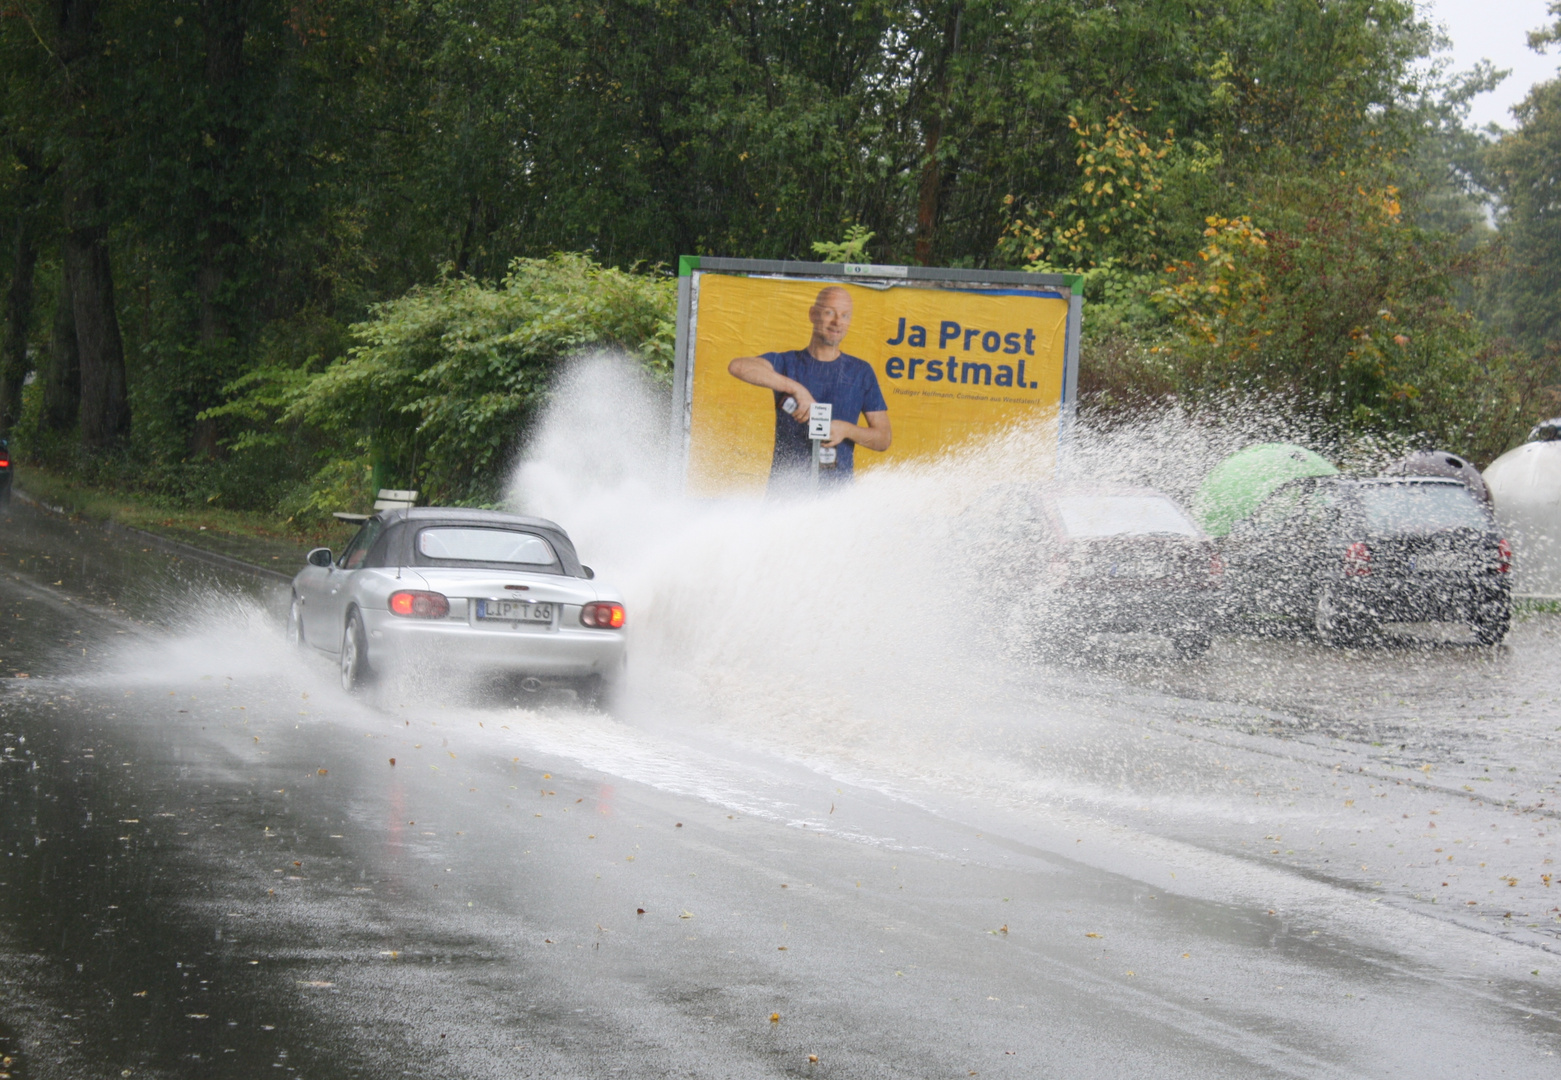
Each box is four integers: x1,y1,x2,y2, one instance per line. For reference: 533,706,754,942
362,607,626,677
1040,588,1217,635
1333,576,1509,622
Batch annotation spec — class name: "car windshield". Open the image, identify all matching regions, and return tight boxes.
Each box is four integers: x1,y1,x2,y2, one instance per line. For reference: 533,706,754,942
1055,495,1199,538
1361,484,1489,534
416,527,556,564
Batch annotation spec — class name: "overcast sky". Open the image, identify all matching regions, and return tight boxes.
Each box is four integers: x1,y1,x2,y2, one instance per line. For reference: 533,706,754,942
1426,0,1559,128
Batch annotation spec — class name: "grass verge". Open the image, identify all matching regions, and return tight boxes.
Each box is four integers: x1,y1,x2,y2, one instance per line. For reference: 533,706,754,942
15,463,358,572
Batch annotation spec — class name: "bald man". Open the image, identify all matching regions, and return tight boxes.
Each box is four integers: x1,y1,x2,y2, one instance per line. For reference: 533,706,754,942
728,286,891,488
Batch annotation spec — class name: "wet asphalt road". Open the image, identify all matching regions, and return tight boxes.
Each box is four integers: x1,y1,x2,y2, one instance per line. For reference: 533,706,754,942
1,498,1559,1078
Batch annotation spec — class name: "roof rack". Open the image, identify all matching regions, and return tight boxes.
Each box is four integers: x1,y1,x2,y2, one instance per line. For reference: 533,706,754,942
373,488,418,510
332,489,419,524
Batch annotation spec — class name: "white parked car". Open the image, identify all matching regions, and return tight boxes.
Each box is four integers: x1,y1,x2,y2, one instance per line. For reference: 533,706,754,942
289,508,626,705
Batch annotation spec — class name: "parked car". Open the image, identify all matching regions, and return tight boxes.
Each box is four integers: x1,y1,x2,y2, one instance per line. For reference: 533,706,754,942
289,508,627,704
959,483,1223,656
0,438,11,507
1220,476,1512,645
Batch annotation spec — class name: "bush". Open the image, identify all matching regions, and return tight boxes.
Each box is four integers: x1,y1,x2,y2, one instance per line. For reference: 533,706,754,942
208,254,675,519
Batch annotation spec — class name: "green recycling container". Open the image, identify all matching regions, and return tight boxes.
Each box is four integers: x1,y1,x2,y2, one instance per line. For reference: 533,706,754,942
1194,442,1337,537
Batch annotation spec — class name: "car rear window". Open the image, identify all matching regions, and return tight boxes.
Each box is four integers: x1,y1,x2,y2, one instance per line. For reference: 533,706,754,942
416,527,556,565
1361,484,1489,534
1055,495,1200,538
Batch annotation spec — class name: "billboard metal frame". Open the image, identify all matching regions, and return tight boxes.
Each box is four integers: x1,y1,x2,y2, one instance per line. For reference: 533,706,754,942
672,256,1084,483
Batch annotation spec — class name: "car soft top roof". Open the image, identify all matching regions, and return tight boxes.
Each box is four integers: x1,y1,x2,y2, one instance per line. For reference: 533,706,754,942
375,506,570,536
369,507,587,577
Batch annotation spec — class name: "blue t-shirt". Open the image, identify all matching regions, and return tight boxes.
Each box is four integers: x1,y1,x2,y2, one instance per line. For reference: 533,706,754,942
763,349,887,480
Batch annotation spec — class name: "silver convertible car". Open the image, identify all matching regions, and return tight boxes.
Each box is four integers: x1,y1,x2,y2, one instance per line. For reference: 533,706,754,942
288,508,627,704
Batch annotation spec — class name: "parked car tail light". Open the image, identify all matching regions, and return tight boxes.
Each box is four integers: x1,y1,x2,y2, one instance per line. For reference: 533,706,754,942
581,602,625,629
389,590,450,618
1497,538,1513,574
1048,552,1070,584
1343,541,1372,576
0,458,9,468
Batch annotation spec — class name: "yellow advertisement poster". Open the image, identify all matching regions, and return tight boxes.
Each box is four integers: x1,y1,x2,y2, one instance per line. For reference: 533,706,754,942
677,262,1076,495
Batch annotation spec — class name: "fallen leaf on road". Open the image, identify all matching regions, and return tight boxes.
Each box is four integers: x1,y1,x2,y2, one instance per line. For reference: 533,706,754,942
317,769,327,776
1085,933,1101,939
388,758,395,766
679,910,694,919
770,1013,780,1023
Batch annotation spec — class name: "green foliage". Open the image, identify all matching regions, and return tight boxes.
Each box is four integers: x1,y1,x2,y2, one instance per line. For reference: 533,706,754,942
2,0,1555,504
209,254,674,518
812,226,877,264
1145,170,1528,462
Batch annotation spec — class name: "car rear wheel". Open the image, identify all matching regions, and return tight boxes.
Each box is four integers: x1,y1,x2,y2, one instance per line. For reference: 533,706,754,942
1171,632,1211,658
1472,600,1511,646
340,610,370,693
575,673,618,711
287,595,306,648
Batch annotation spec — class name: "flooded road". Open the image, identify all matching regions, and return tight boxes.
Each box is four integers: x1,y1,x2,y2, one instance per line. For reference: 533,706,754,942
1,496,1559,1078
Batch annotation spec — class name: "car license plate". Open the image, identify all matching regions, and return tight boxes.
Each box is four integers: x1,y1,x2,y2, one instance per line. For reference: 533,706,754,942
477,600,553,622
1413,553,1463,573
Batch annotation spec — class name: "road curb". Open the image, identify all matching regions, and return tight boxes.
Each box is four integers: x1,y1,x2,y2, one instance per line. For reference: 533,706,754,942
14,488,295,584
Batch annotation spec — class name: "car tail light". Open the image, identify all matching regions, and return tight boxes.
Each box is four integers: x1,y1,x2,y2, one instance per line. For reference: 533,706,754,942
1497,538,1512,574
581,602,625,628
1048,552,1070,583
389,590,450,618
0,458,9,468
1343,541,1371,576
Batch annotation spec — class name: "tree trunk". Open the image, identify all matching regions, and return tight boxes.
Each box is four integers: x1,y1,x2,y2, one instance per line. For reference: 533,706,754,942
53,0,129,449
187,0,252,460
914,121,944,268
913,4,964,267
63,180,130,449
43,273,80,434
1,211,39,434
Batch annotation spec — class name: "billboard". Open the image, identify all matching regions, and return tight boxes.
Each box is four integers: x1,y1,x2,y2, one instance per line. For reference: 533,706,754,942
672,257,1082,495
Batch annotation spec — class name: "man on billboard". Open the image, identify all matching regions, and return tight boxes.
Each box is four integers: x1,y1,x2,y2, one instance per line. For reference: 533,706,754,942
727,285,891,488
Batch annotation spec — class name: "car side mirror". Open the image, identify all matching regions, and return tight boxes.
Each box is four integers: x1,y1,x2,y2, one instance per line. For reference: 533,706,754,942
580,564,595,580
307,547,334,568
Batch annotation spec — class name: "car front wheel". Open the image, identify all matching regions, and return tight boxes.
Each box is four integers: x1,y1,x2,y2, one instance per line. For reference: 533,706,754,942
340,610,370,693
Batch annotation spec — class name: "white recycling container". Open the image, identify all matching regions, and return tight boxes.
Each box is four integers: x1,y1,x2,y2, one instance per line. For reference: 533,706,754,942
1484,427,1561,599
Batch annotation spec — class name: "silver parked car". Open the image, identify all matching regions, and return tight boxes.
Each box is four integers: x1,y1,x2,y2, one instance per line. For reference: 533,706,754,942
289,508,627,704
